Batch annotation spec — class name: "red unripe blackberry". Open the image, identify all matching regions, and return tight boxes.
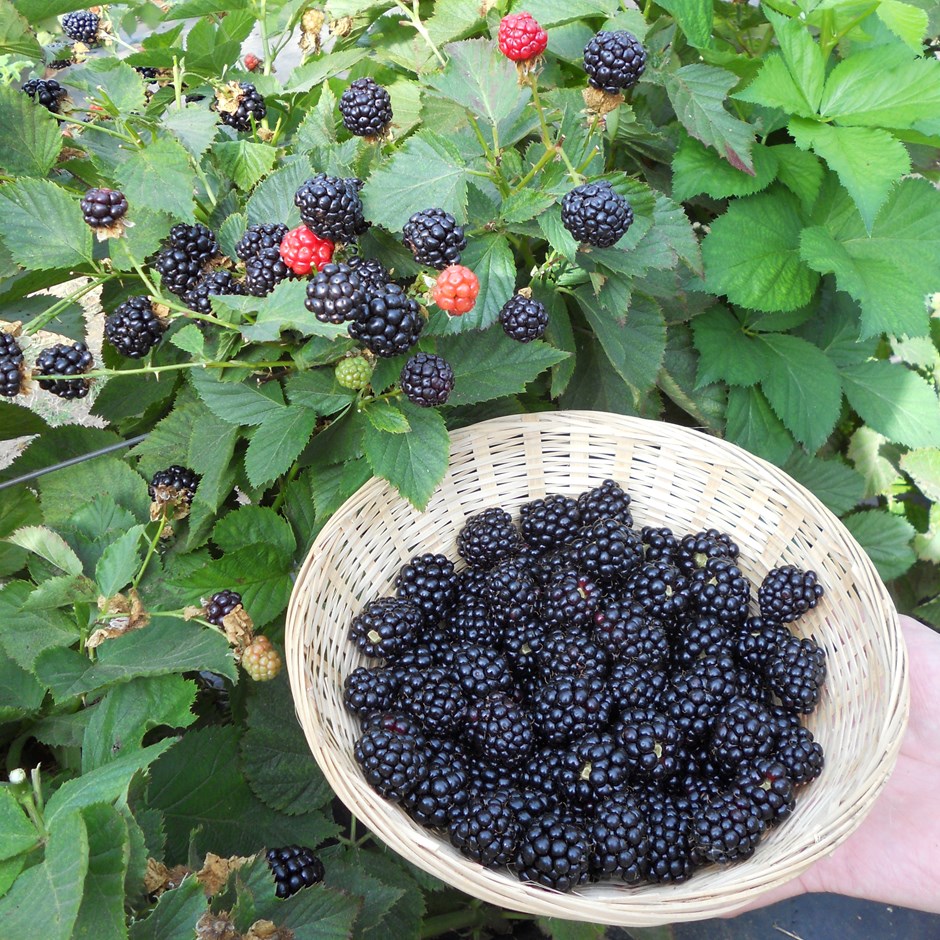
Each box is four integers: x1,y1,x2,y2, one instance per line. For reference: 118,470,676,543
279,225,334,275
432,265,479,315
498,12,548,62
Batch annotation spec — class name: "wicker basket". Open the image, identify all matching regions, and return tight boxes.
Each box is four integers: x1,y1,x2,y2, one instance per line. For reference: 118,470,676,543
285,411,908,926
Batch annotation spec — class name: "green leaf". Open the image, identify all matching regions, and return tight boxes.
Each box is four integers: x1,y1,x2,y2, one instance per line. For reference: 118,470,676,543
820,45,940,129
876,0,929,52
783,451,864,516
500,188,557,224
843,510,916,580
0,810,87,940
755,333,842,452
655,0,712,47
764,9,826,114
0,643,44,719
184,9,254,74
663,64,755,172
340,850,424,940
128,877,207,940
285,47,369,93
364,400,411,434
0,179,93,270
736,54,817,117
773,143,825,210
436,328,568,406
0,581,78,671
900,449,940,503
284,369,355,415
363,400,450,510
361,131,469,231
0,855,25,898
672,136,778,203
244,403,319,488
212,505,296,558
189,368,286,425
702,188,819,312
324,856,405,938
72,804,130,940
168,323,206,358
691,306,765,387
536,918,607,940
245,158,311,227
308,460,372,523
116,136,197,224
240,674,333,815
94,524,145,598
538,206,579,262
0,84,61,176
7,525,83,575
212,140,277,191
295,85,338,151
0,787,38,861
232,278,348,342
724,386,794,465
790,120,910,232
0,399,49,439
70,57,145,116
840,360,940,448
848,426,898,498
0,0,41,59
799,177,940,338
162,104,220,161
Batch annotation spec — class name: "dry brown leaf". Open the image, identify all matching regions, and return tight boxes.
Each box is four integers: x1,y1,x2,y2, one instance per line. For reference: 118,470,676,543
87,590,150,648
329,16,353,37
582,86,624,115
195,852,252,897
221,605,255,653
143,858,171,894
195,911,240,940
215,81,244,116
299,9,326,54
245,920,294,940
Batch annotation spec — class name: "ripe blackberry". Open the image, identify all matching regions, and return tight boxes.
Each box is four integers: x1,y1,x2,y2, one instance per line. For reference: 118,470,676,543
236,222,288,261
182,270,246,314
242,245,288,296
464,693,534,769
80,188,128,228
22,78,67,113
589,793,649,883
0,334,25,397
617,708,682,783
514,811,591,891
504,788,556,830
500,615,547,677
643,792,695,883
710,697,775,772
450,790,520,867
149,465,199,504
205,589,243,626
690,790,765,864
396,553,456,624
536,629,608,681
349,597,422,659
593,600,667,665
452,644,514,699
561,180,634,248
555,731,631,807
734,666,770,704
304,262,367,324
531,675,611,745
399,352,454,407
672,614,731,668
498,12,549,62
574,517,643,585
640,525,677,562
766,635,827,714
346,255,390,296
607,660,667,712
154,223,219,297
335,355,373,390
467,760,519,795
443,598,502,647
220,82,265,131
774,725,824,785
170,222,218,263
758,566,825,623
135,66,159,79
339,77,393,138
578,479,633,527
401,670,468,737
387,644,442,674
402,208,467,269
343,665,400,717
266,845,324,898
659,655,736,741
676,528,740,573
347,282,423,357
354,721,428,801
518,746,565,798
498,294,548,343
104,296,164,359
295,174,369,242
583,30,647,93
62,10,99,43
519,494,581,552
734,759,795,826
690,557,751,625
484,557,539,625
542,569,600,630
457,507,521,570
732,616,791,671
34,342,93,399
403,750,471,828
626,561,691,620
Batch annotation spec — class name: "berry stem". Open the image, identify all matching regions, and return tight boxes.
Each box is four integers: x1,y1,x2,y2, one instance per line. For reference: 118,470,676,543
394,0,446,66
23,276,111,336
34,357,295,382
57,114,136,144
258,0,273,74
131,514,168,590
512,144,556,194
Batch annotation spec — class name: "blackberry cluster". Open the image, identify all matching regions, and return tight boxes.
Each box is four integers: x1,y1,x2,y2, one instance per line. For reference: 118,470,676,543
295,174,369,243
237,223,290,297
498,294,548,343
104,296,164,358
304,262,367,324
347,282,423,357
34,342,93,399
0,334,24,398
402,208,466,269
561,180,634,248
22,78,67,112
345,481,828,891
205,589,243,626
266,845,324,898
153,223,219,297
339,77,393,138
583,30,647,93
220,82,266,131
62,10,99,43
399,352,454,407
182,270,246,314
80,188,128,228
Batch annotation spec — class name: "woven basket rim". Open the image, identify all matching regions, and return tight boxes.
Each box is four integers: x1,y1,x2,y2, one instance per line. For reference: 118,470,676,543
286,410,909,926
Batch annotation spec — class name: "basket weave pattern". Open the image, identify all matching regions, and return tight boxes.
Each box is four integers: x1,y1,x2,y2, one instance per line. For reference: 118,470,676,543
286,411,908,926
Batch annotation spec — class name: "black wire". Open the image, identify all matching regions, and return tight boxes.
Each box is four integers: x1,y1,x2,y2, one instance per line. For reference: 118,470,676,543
0,433,149,491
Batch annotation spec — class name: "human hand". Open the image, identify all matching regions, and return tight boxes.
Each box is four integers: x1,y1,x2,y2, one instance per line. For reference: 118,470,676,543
729,613,940,915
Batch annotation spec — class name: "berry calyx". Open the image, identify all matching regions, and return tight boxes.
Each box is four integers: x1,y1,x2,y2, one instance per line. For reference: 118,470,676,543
399,352,454,407
279,225,335,275
432,265,479,315
335,355,373,390
498,12,548,62
241,635,282,681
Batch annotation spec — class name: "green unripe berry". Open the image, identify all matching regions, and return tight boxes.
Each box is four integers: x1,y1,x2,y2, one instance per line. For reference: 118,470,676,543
335,355,373,390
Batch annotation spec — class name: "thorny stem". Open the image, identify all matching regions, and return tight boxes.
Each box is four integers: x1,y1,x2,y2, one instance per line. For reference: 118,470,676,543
529,80,582,185
395,0,446,66
259,0,273,74
57,114,136,143
36,358,294,382
131,514,167,590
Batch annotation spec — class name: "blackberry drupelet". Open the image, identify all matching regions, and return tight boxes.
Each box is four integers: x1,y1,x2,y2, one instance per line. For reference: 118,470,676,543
349,597,423,659
339,76,393,138
451,644,514,699
676,528,740,573
643,792,695,883
536,628,608,681
589,793,649,883
457,507,521,569
578,478,633,527
399,352,454,407
396,553,456,624
444,597,502,647
295,174,369,242
519,494,581,551
583,30,647,92
617,708,682,784
205,589,242,626
555,731,631,807
0,334,25,397
640,525,677,562
346,255,390,296
149,465,199,504
219,82,266,132
498,294,549,343
561,180,633,248
402,207,466,269
343,665,400,717
62,10,99,43
403,750,471,828
34,342,93,399
463,693,534,769
689,557,751,625
104,296,164,358
690,790,765,864
266,846,324,898
626,561,691,620
672,614,731,668
235,222,288,261
485,557,539,624
710,697,775,772
607,660,667,712
182,270,246,314
80,188,127,228
766,635,827,713
734,759,795,825
732,615,791,671
774,725,825,785
514,811,591,890
353,721,428,801
574,517,643,584
541,569,600,630
347,282,423,357
594,599,668,665
22,78,67,112
531,675,611,745
758,566,825,623
450,790,520,867
304,262,366,324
